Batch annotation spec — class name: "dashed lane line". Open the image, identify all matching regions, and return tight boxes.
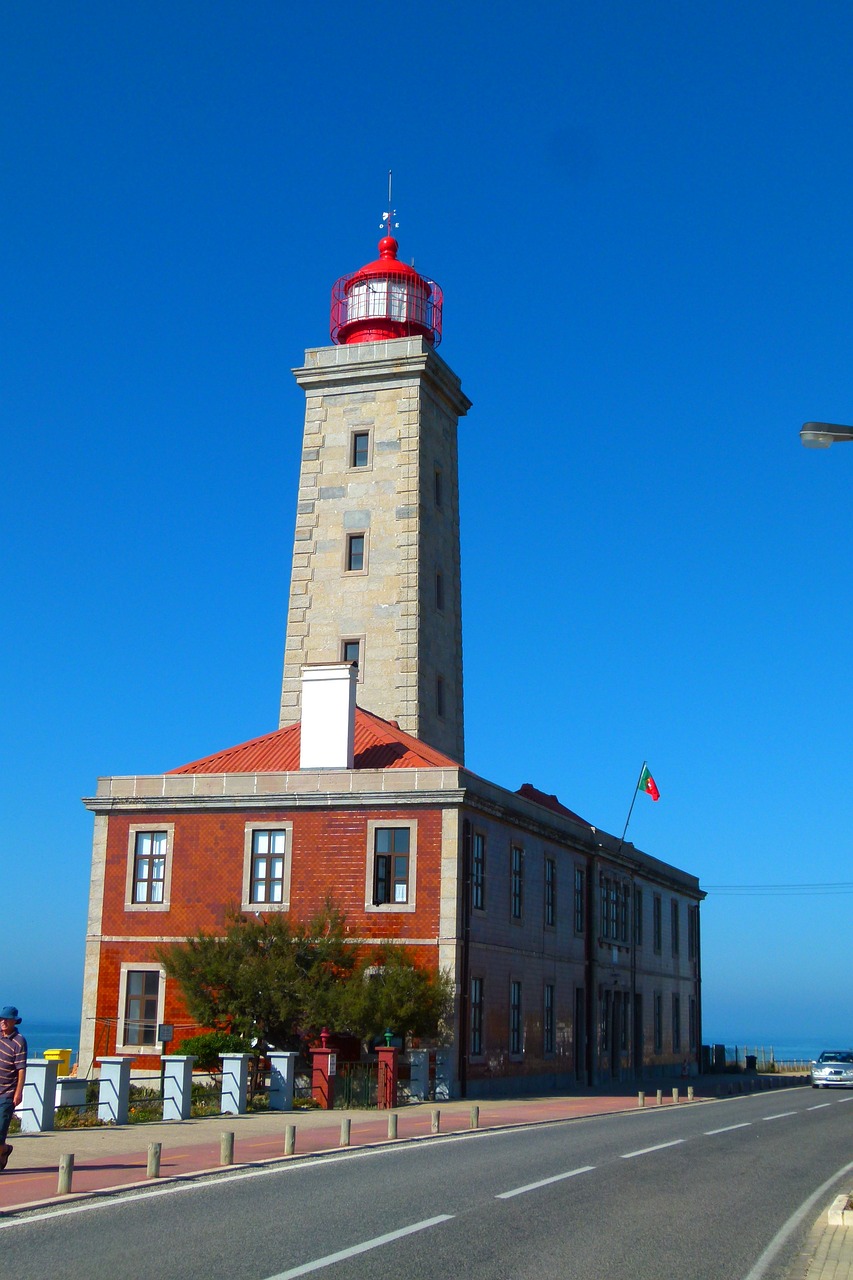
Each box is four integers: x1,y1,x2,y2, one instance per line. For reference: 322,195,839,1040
620,1139,685,1160
496,1166,596,1199
263,1215,455,1279
762,1112,796,1121
704,1123,752,1136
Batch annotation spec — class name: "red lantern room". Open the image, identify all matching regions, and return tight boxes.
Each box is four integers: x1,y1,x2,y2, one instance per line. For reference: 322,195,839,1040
330,234,443,348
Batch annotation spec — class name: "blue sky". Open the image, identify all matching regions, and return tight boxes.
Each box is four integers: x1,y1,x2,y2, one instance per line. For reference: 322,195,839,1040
3,1,853,1050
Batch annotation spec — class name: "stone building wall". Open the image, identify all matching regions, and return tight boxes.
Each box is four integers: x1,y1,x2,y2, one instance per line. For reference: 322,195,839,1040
279,337,470,761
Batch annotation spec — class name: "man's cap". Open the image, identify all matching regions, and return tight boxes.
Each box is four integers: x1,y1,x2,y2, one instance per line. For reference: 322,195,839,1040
0,1007,21,1024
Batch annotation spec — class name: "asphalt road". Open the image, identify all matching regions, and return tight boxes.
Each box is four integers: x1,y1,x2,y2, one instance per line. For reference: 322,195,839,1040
2,1089,852,1280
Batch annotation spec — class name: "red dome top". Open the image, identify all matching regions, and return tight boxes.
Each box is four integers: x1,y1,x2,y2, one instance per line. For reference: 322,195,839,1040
330,236,443,347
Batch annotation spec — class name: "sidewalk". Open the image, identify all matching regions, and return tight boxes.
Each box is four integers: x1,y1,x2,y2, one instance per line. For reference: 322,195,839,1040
0,1075,847,1280
0,1088,650,1213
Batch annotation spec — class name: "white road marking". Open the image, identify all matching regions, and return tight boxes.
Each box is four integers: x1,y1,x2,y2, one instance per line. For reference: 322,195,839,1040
762,1111,796,1121
496,1165,595,1199
620,1139,685,1159
704,1122,752,1135
807,1103,832,1111
741,1157,853,1280
0,1126,524,1229
263,1215,454,1279
837,1097,853,1103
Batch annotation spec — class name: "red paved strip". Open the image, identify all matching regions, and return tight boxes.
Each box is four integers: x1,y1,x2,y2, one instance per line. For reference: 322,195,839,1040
0,1094,685,1214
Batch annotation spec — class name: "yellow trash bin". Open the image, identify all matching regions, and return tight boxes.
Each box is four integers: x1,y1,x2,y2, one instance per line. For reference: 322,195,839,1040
44,1048,73,1076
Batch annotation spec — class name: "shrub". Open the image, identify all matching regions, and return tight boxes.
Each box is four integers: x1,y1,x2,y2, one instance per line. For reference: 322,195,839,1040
174,1031,252,1070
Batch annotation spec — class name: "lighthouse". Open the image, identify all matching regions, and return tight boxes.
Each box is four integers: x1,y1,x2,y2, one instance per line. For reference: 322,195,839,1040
278,219,470,761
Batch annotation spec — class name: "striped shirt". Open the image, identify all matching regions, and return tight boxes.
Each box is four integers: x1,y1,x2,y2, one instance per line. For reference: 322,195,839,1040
0,1032,27,1098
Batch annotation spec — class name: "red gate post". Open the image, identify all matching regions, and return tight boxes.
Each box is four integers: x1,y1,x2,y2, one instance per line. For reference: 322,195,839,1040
377,1041,399,1109
310,1029,336,1110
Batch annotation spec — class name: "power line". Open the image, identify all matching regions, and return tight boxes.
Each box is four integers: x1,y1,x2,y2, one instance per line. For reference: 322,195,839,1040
704,881,853,896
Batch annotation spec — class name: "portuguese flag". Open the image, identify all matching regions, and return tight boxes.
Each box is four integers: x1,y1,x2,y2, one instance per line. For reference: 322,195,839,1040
638,765,660,801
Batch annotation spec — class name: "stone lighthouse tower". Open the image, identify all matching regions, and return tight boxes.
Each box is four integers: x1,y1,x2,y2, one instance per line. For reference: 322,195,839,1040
278,218,471,762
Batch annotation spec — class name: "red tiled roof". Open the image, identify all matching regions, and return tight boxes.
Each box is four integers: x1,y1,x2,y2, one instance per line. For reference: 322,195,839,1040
167,706,461,774
515,783,591,827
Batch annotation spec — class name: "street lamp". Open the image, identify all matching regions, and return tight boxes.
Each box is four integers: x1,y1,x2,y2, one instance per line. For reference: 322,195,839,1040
800,422,853,449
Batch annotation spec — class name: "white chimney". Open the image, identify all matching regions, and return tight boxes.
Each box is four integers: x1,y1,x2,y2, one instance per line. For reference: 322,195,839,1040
299,663,357,769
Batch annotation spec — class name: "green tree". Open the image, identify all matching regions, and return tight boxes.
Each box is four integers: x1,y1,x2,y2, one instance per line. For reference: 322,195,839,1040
157,901,354,1052
340,945,454,1045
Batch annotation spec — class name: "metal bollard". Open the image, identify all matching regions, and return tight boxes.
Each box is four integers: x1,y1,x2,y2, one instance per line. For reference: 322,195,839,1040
147,1142,161,1178
431,1108,441,1134
470,1105,479,1129
340,1117,351,1147
220,1131,234,1166
57,1153,74,1196
672,1088,679,1104
388,1112,398,1140
656,1089,663,1106
285,1124,296,1156
638,1092,645,1108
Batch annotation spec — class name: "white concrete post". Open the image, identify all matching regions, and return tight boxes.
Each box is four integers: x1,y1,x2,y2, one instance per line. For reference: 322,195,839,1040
97,1057,132,1124
219,1052,252,1115
19,1059,58,1132
408,1050,429,1101
434,1050,451,1101
268,1051,298,1111
162,1055,196,1121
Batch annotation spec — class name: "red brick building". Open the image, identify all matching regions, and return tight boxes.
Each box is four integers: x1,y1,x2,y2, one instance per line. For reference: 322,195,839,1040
80,675,703,1093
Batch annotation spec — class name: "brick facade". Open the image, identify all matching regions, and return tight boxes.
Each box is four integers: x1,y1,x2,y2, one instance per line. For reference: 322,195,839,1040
80,742,704,1092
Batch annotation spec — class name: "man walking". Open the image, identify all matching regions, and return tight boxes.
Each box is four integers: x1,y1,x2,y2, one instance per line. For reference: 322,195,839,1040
0,1006,26,1171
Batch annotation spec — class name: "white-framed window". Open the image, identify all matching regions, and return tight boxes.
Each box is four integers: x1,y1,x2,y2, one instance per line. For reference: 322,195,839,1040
125,824,175,912
365,820,417,913
116,963,165,1052
242,823,293,911
671,899,680,956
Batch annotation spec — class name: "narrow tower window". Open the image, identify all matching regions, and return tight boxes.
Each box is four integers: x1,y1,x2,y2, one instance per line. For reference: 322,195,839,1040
435,569,444,611
342,639,359,666
434,466,443,508
351,431,370,468
346,533,366,573
436,674,445,718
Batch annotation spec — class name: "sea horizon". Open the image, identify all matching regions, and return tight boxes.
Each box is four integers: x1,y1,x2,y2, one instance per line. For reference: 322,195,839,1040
14,1016,837,1070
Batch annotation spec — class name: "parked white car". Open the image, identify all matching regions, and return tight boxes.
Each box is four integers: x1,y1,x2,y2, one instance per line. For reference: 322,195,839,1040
811,1050,853,1088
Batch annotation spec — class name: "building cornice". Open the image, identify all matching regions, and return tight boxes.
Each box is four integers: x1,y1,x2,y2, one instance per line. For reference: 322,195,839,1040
82,763,703,897
293,337,472,419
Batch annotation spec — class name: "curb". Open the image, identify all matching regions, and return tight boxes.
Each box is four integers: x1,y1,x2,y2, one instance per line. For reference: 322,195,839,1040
0,1093,688,1218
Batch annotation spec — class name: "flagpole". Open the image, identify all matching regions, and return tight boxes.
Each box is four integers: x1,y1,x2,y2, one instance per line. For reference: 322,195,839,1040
619,760,648,850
